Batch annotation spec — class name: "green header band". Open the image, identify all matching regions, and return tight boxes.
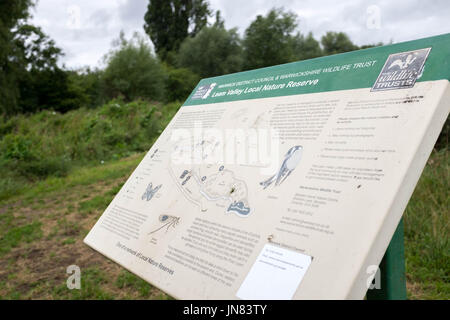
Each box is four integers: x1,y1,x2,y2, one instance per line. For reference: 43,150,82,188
183,33,450,106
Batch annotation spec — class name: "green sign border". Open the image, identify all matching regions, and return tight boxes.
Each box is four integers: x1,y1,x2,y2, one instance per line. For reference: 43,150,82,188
183,33,450,106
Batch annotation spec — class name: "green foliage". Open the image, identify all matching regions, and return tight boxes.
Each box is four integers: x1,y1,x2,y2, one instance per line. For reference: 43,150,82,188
66,68,104,109
0,221,42,256
78,182,124,215
0,1,69,115
1,134,36,161
0,131,70,179
243,8,300,69
144,0,211,61
321,31,359,55
12,24,61,71
292,32,323,61
116,270,153,298
102,32,166,102
0,100,181,201
164,66,200,102
19,67,86,113
178,26,243,78
52,267,114,300
404,149,449,298
359,42,384,50
0,0,33,114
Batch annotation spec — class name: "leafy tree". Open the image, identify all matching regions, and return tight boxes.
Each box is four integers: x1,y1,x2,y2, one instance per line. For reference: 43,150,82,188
14,25,78,113
0,1,81,114
321,31,359,55
19,67,87,113
243,8,300,69
143,0,211,61
292,32,322,60
177,25,243,78
67,67,104,108
164,66,200,102
102,32,166,102
0,0,34,114
213,10,225,29
359,42,384,50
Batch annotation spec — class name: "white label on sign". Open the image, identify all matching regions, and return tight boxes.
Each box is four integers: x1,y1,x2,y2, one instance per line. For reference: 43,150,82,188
236,243,312,300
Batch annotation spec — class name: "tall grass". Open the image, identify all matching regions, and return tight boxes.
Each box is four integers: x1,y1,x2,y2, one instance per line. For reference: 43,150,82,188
0,99,181,201
404,149,449,298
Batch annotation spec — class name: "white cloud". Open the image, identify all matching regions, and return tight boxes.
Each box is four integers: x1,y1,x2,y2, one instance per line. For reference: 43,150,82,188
30,0,450,69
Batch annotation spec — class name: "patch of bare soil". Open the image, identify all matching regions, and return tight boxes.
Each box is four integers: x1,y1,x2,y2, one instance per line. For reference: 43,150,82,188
0,175,165,299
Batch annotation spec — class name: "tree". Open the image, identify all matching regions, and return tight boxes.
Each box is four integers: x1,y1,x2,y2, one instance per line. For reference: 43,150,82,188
359,42,383,50
66,67,104,109
177,25,243,78
0,0,34,114
165,66,200,102
143,0,211,61
19,67,86,113
14,25,76,113
102,32,166,102
213,10,225,29
321,32,359,55
0,0,78,115
292,32,322,61
243,8,300,70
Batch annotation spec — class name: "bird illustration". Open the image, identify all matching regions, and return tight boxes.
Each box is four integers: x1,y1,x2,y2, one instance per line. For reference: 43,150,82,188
260,145,303,189
388,54,416,70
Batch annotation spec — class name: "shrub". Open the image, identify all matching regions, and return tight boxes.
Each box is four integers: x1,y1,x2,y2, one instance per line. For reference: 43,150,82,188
0,100,182,186
102,32,166,102
165,67,200,102
178,26,243,78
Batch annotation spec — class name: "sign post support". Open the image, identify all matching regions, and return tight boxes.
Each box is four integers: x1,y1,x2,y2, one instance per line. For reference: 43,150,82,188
367,218,407,300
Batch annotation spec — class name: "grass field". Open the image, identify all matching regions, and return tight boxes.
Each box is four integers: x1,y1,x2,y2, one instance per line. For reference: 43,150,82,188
0,148,448,299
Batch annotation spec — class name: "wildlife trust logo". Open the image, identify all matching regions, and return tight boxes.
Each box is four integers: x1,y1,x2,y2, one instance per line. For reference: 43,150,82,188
371,47,431,91
191,82,217,100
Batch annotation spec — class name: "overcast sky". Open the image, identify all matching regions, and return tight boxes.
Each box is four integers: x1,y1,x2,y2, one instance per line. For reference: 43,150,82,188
30,0,450,69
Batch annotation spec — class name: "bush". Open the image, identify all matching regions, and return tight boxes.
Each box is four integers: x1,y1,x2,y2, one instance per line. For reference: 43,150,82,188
102,32,166,102
165,67,200,102
243,8,299,69
178,26,243,78
0,134,36,161
0,100,182,185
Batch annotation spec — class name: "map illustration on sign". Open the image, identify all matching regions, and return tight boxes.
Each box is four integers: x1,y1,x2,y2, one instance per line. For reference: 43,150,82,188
169,164,251,216
168,134,251,216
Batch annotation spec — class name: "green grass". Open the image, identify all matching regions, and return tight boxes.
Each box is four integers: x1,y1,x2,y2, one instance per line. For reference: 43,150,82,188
78,182,124,215
115,270,153,298
0,149,446,299
0,152,143,206
0,214,42,257
0,152,173,300
0,99,181,202
403,149,449,299
52,267,114,300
